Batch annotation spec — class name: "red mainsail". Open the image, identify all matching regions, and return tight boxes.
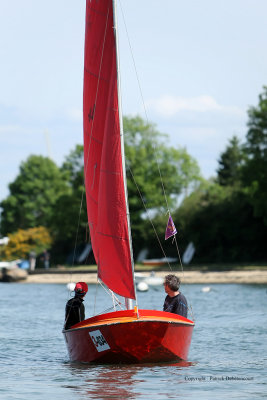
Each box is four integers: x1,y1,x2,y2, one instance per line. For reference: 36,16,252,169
83,0,135,299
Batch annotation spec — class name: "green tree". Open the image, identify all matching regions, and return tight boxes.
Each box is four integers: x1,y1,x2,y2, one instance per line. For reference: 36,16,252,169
50,145,88,263
61,145,84,190
51,117,202,261
175,181,267,263
123,116,201,254
124,116,201,210
166,88,267,264
0,117,202,263
50,117,202,260
0,155,69,235
242,86,267,223
217,136,245,186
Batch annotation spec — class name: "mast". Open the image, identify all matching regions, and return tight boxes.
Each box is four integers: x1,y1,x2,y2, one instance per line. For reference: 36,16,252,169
84,0,136,301
112,0,136,309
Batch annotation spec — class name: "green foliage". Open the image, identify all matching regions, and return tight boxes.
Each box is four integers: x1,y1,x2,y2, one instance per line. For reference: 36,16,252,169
123,116,202,254
246,86,267,159
0,155,69,235
52,118,202,260
3,92,267,265
174,88,267,264
49,145,88,263
175,182,267,263
242,86,267,223
124,117,201,202
61,145,84,190
1,226,52,261
0,116,201,263
217,136,245,186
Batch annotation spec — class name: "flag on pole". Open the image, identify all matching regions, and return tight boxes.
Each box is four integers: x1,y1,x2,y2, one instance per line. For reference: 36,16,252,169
165,214,177,240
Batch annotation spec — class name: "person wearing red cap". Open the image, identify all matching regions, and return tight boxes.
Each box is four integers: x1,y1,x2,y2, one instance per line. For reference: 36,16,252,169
64,282,88,330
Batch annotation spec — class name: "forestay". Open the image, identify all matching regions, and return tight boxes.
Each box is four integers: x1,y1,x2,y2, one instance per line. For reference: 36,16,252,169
83,0,135,299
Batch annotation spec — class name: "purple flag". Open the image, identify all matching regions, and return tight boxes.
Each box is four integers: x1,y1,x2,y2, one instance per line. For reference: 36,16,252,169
165,215,177,240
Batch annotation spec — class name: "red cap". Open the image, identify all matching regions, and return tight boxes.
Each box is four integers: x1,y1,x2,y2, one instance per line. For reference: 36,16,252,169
74,282,88,296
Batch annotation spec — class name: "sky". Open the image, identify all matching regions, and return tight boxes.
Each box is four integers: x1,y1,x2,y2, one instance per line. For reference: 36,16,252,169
1,0,267,202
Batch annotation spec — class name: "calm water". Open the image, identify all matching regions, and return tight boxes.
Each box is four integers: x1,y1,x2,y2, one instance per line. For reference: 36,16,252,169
0,281,266,399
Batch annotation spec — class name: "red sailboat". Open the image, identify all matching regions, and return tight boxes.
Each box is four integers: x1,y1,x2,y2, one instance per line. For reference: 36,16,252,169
63,0,194,364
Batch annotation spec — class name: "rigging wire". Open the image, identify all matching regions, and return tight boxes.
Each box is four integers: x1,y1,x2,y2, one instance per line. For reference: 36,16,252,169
128,167,172,271
98,280,124,311
117,3,194,320
117,2,194,315
118,0,169,211
93,277,99,316
118,0,184,274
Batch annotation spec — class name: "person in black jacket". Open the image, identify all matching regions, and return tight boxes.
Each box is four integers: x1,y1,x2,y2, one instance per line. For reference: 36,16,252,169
163,274,188,318
64,282,88,330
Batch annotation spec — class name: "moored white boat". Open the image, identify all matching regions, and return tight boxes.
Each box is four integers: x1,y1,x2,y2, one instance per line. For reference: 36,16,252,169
135,272,163,287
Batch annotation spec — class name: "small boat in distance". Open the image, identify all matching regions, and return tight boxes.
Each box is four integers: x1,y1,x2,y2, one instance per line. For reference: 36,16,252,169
63,0,194,364
142,257,178,266
0,262,28,282
135,272,163,287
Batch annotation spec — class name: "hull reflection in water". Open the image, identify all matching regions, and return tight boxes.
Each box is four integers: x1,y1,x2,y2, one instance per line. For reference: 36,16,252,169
63,309,194,364
65,360,195,399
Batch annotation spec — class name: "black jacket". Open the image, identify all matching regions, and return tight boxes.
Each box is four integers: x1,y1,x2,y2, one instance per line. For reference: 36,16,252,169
163,292,188,318
65,296,85,330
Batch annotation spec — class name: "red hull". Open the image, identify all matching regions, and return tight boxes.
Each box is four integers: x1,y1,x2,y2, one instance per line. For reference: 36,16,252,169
63,309,194,364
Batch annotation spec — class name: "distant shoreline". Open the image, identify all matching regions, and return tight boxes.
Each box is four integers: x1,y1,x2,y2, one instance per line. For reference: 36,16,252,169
23,270,267,284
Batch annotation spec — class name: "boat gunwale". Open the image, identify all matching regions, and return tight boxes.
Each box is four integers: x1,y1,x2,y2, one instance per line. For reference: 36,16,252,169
64,308,193,328
63,313,195,333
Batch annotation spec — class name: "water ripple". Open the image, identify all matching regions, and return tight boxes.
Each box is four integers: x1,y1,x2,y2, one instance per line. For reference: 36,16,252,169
0,282,266,399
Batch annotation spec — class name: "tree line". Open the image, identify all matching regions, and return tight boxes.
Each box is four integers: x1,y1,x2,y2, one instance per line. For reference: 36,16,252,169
174,86,267,264
1,87,267,266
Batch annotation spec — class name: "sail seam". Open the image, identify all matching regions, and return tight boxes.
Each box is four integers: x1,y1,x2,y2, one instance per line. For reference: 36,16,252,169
84,67,109,83
97,231,128,241
84,133,103,145
83,3,111,273
87,4,106,17
87,193,98,205
83,5,111,186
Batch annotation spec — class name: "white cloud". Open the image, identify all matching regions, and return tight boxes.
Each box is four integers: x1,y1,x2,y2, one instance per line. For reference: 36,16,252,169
146,95,244,117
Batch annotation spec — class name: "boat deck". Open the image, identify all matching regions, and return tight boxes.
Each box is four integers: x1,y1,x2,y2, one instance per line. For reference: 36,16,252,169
67,308,194,331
